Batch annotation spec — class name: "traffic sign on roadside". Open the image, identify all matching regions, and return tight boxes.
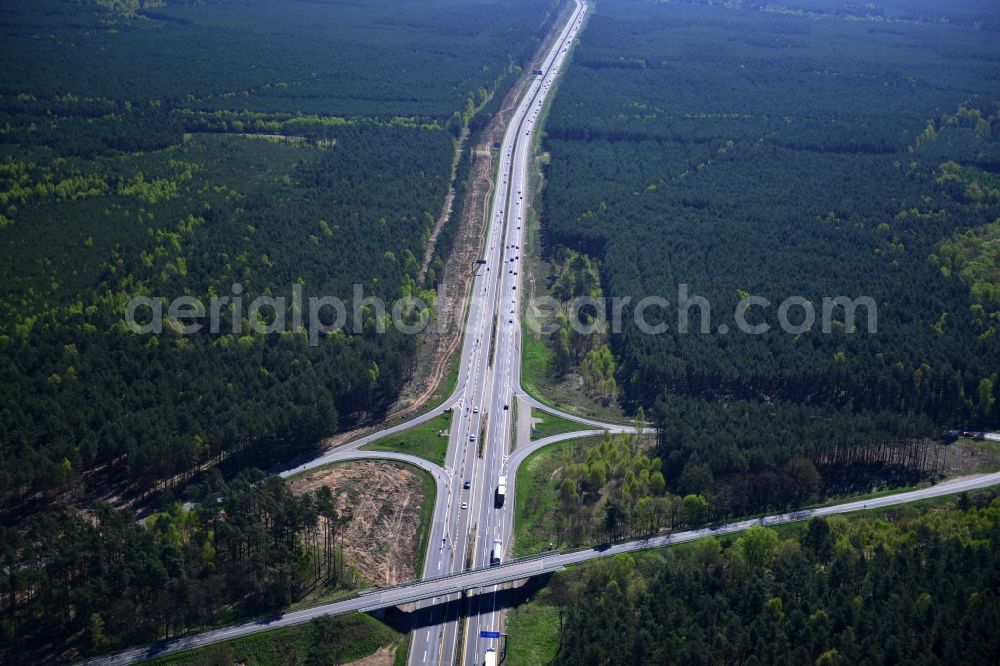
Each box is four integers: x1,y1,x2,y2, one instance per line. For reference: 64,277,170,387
479,630,501,639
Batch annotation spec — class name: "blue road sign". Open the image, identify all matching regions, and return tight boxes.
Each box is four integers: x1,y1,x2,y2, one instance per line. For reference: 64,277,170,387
480,630,501,639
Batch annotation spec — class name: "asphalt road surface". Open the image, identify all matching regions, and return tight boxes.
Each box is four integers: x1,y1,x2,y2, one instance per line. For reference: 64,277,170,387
80,469,1000,666
74,0,1000,659
447,3,589,664
279,5,605,661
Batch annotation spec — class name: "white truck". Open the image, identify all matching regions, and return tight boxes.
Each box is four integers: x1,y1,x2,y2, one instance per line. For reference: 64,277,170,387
495,475,507,507
491,538,503,565
484,647,497,666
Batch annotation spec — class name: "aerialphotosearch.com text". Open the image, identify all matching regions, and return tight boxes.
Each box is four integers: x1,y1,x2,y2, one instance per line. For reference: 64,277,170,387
124,283,877,346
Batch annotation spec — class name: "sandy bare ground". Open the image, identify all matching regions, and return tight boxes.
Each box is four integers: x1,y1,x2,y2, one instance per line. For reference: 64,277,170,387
289,461,427,585
343,646,398,666
939,440,1000,476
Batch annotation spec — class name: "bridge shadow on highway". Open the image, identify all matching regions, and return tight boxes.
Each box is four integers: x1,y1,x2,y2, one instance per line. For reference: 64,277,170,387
373,572,555,633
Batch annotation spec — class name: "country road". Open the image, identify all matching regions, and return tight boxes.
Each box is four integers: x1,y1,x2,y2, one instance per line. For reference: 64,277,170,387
80,469,1000,666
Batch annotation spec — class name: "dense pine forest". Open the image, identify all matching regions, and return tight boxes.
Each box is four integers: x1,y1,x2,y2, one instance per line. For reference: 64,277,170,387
1,469,357,663
537,0,1000,509
515,425,952,555
540,495,1000,665
0,0,560,509
0,0,564,659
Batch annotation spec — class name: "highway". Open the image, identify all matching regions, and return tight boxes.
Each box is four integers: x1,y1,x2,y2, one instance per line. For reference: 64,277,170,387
88,6,598,663
450,3,588,664
426,2,589,662
74,0,1000,657
280,6,601,660
283,3,595,663
80,469,1000,666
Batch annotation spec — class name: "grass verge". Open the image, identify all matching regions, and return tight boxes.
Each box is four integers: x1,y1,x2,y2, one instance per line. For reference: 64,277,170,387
514,436,603,556
530,408,591,440
362,412,452,466
147,612,403,666
520,322,555,407
413,463,437,577
504,588,561,666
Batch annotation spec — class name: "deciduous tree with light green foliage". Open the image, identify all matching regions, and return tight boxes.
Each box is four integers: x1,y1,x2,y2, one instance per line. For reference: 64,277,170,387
581,344,617,401
736,524,780,568
682,493,709,526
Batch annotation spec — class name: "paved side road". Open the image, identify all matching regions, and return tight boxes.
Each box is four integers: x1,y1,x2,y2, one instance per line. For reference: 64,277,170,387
78,470,1000,666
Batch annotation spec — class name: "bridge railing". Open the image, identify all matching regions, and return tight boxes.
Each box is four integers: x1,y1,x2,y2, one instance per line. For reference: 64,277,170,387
355,548,559,599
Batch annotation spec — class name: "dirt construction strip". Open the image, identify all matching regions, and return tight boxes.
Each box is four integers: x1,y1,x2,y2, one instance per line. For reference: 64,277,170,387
288,461,428,585
319,9,578,452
